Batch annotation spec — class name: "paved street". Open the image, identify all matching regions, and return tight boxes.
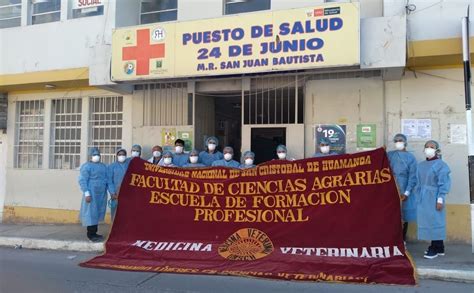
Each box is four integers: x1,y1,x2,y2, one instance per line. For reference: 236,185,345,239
1,247,473,293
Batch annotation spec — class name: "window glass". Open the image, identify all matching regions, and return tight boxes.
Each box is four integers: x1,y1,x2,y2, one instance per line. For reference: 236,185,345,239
140,0,177,24
224,0,270,15
0,0,21,29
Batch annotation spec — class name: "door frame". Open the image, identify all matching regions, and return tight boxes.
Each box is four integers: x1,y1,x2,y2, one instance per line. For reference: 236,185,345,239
242,124,305,160
0,132,7,222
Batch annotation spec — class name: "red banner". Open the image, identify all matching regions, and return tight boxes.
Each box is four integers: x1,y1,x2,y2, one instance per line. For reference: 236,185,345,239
81,148,417,285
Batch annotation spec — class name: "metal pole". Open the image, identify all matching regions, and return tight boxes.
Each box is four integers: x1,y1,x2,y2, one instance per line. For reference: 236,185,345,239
461,14,474,253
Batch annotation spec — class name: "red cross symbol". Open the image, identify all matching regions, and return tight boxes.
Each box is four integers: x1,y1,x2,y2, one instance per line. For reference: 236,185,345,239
122,29,165,75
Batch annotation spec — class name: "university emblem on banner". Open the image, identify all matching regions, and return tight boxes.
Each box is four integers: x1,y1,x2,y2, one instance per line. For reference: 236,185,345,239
218,228,274,261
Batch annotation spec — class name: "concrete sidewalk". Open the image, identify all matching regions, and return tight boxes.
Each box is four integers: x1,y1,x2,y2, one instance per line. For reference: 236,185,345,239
0,223,473,283
0,223,108,252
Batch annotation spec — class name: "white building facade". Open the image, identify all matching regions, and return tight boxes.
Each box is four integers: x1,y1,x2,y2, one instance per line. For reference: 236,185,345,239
0,0,472,244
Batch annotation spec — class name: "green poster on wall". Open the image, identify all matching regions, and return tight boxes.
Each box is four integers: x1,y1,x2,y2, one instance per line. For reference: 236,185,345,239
178,131,194,152
357,124,376,148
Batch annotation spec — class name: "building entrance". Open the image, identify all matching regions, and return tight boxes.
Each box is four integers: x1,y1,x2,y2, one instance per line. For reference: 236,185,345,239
195,92,242,161
251,127,286,164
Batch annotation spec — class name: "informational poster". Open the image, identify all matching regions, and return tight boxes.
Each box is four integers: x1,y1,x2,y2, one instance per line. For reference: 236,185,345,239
178,131,194,151
315,124,346,154
357,124,376,148
449,124,467,144
161,128,177,151
401,119,432,140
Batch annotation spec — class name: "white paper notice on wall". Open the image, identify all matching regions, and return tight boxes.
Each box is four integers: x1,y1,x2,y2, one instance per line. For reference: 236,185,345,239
448,124,467,144
401,119,432,140
72,0,102,10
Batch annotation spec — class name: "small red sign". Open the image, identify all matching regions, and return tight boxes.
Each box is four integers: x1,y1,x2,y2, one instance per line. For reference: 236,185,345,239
314,8,324,16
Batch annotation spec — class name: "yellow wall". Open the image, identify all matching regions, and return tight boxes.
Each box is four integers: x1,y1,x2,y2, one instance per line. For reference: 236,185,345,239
408,37,474,69
406,204,471,243
0,68,89,92
3,206,112,225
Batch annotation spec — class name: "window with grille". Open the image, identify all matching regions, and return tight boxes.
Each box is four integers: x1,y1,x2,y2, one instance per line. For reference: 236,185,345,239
14,100,44,169
89,96,123,164
244,76,303,125
0,93,6,129
224,0,270,15
140,82,192,126
140,0,177,24
32,0,60,25
50,98,82,169
0,0,21,29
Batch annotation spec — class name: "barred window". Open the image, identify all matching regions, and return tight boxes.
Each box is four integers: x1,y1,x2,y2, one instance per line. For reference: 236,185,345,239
50,98,82,169
0,93,6,129
89,96,123,164
140,82,191,126
15,100,44,169
0,0,22,29
244,76,303,125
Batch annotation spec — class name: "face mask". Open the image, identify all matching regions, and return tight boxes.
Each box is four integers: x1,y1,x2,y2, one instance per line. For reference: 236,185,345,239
190,156,199,164
153,151,161,157
164,157,172,165
131,151,140,158
224,153,233,161
320,146,330,154
117,155,126,163
175,146,183,154
91,155,100,163
277,152,287,159
424,148,436,159
245,158,254,166
208,143,216,151
395,142,405,151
